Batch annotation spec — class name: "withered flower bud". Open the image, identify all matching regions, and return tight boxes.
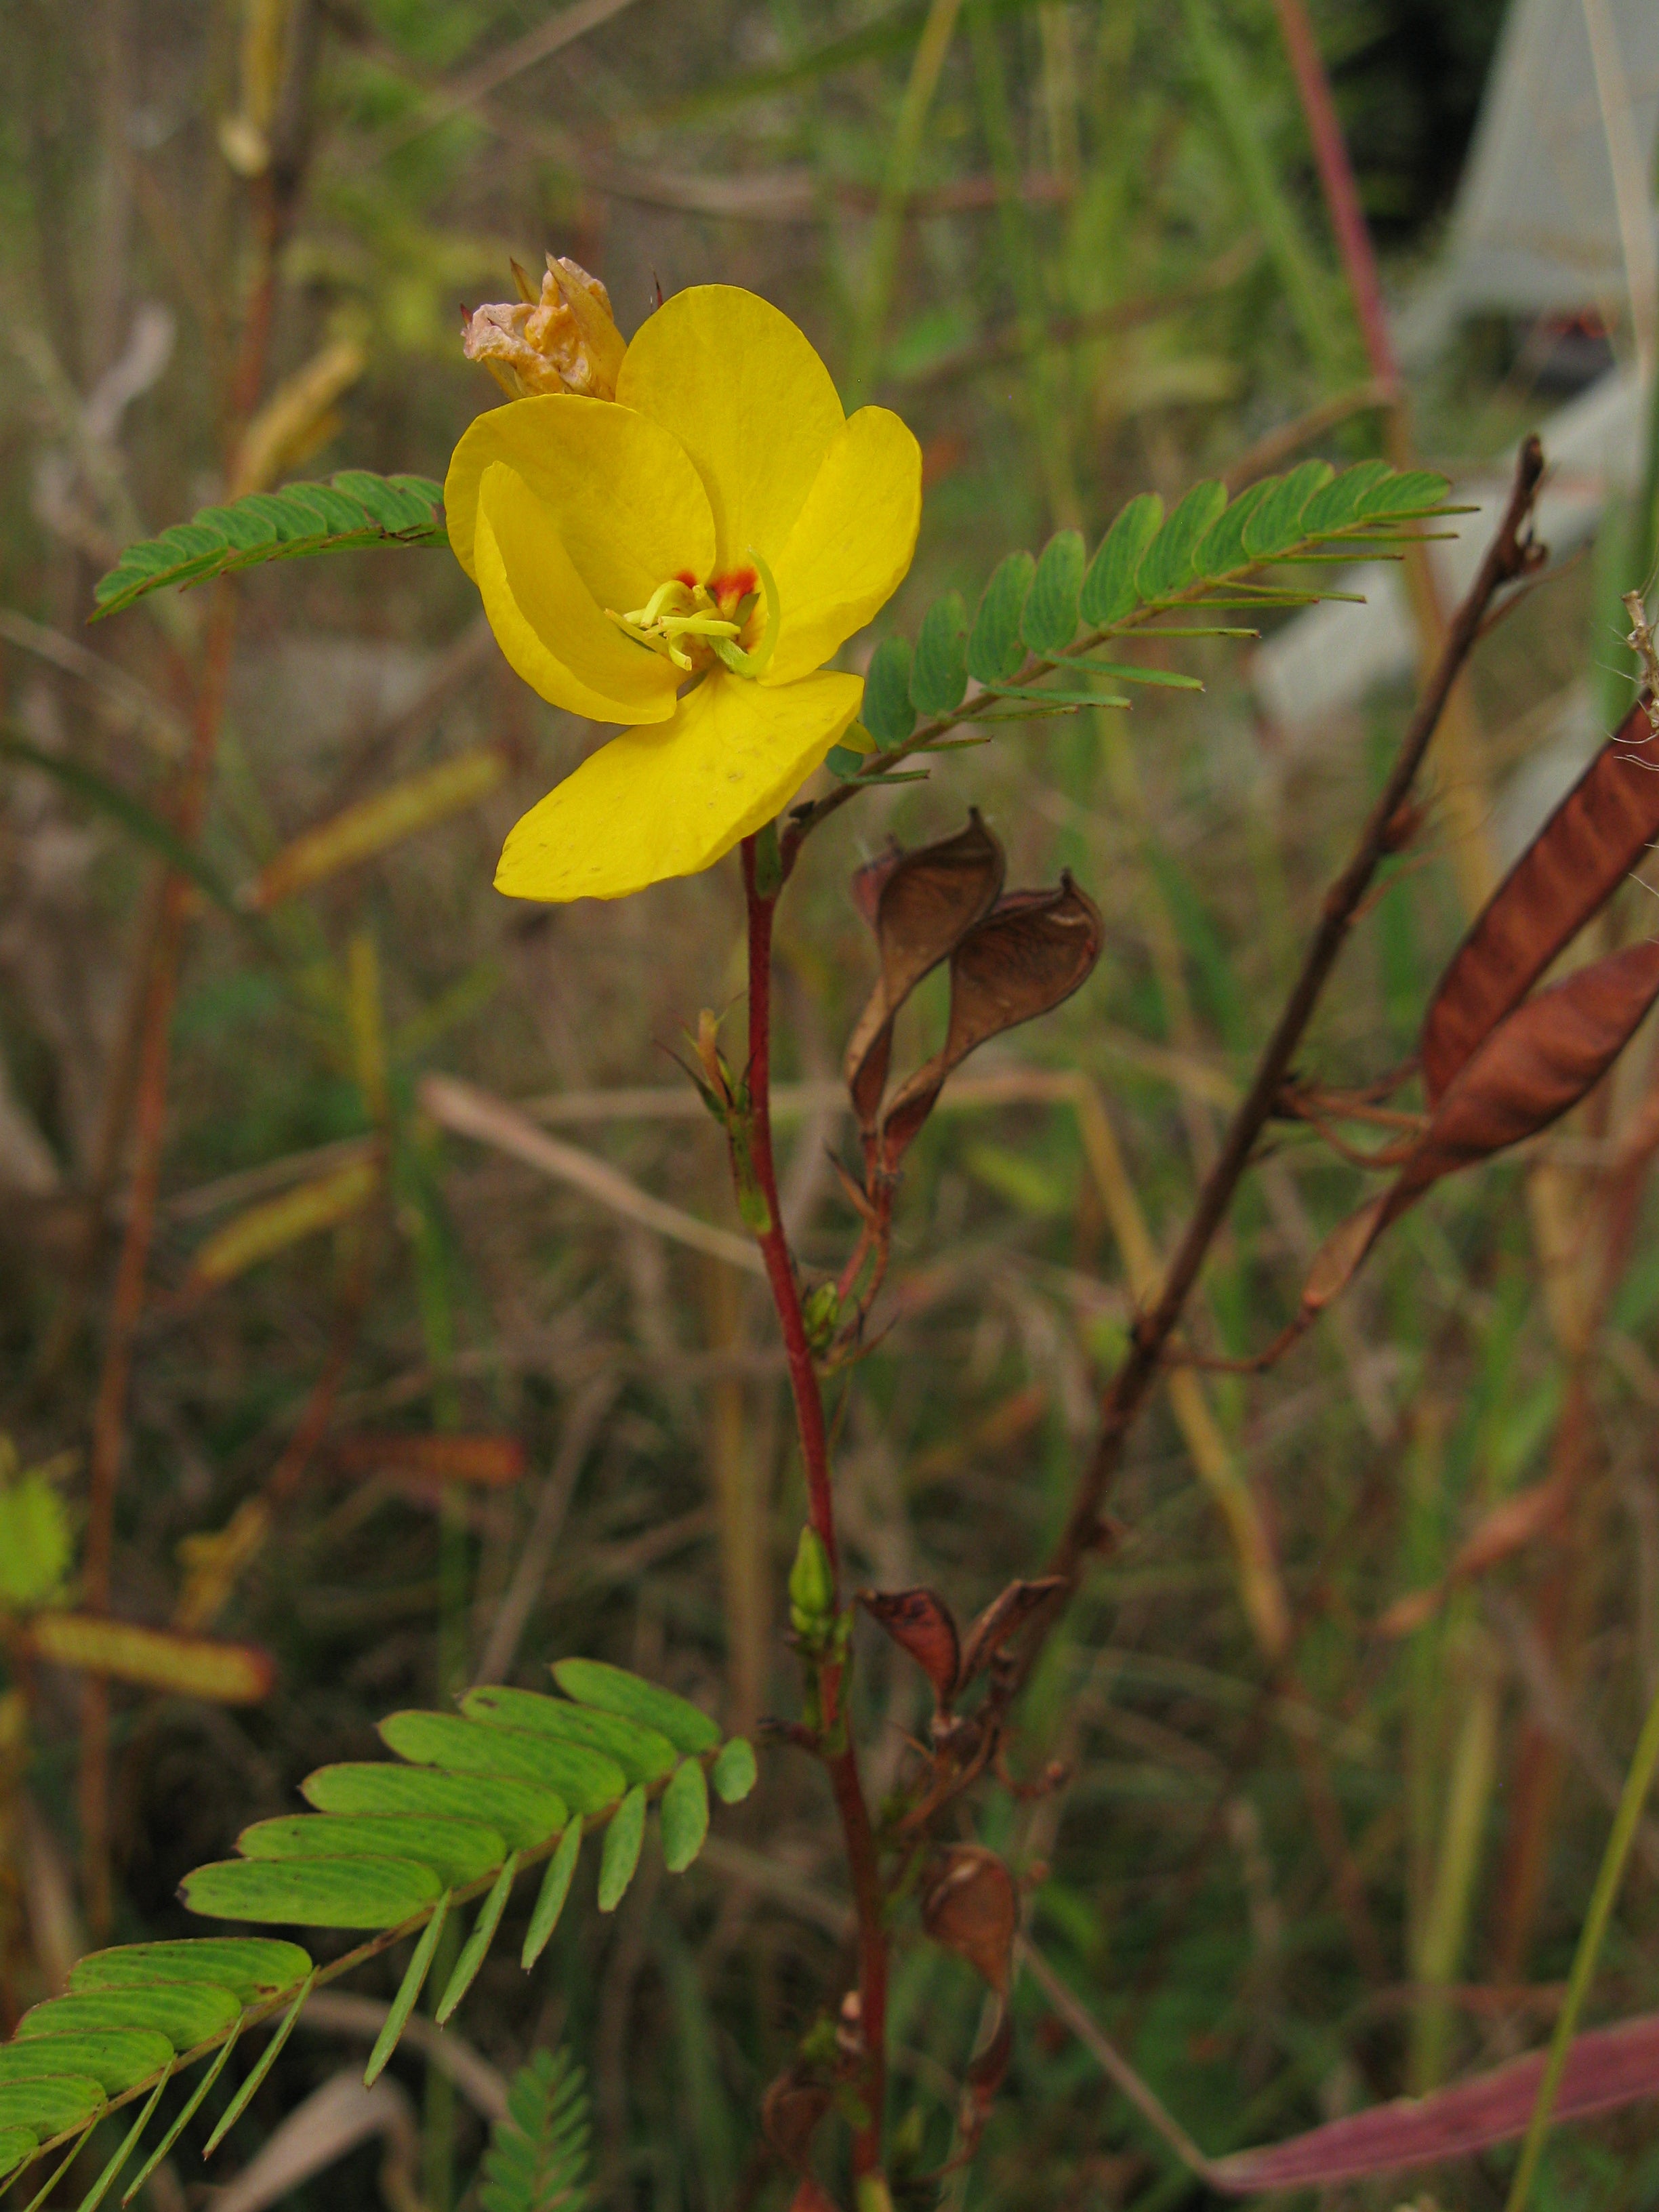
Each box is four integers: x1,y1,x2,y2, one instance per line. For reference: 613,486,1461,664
461,254,626,401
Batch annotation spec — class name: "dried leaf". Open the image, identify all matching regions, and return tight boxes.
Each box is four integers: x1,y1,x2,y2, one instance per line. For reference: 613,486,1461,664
1377,1473,1569,1637
331,1434,527,1487
1212,2009,1659,2194
921,1845,1016,1998
963,2007,1015,2122
785,2182,841,2212
1421,695,1659,1101
186,1160,380,1291
842,814,1005,1134
849,840,905,928
29,1614,274,1703
880,876,1104,1166
244,747,510,911
857,1589,960,1702
958,1578,1067,1687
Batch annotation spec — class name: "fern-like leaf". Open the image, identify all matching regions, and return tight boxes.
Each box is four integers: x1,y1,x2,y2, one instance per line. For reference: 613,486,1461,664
90,472,447,621
480,2049,592,2212
0,1664,757,2192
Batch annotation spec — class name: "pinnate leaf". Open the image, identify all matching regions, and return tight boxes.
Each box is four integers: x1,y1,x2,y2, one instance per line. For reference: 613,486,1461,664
1021,531,1084,656
302,1764,566,1849
1241,458,1333,558
378,1710,626,1812
967,552,1035,684
23,1986,239,2052
1298,458,1395,536
237,1813,506,1890
71,1937,309,2004
0,2032,171,2096
462,1686,677,1784
480,2047,591,2212
1080,494,1162,626
1194,477,1275,579
91,473,447,619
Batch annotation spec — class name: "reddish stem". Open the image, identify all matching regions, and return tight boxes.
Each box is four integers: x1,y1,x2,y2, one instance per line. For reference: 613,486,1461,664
739,834,888,2177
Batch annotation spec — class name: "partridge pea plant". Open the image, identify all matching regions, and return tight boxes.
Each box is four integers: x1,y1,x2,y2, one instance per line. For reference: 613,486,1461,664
49,264,1657,2210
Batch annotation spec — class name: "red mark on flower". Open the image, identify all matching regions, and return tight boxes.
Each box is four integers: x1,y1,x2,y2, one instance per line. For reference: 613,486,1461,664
711,568,758,613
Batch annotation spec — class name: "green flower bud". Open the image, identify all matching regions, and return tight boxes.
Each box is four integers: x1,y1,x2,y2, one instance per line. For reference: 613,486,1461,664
788,1524,836,1638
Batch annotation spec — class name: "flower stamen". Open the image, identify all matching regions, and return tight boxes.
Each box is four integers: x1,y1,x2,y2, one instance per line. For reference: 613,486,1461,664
608,555,781,680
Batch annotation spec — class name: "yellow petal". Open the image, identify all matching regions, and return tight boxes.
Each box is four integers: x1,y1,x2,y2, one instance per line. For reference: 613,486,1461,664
445,395,716,613
616,287,845,574
474,464,681,723
763,406,922,685
495,670,862,903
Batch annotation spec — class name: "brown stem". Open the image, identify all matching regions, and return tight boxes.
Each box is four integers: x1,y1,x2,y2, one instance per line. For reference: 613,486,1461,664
1037,436,1545,1604
739,836,888,2178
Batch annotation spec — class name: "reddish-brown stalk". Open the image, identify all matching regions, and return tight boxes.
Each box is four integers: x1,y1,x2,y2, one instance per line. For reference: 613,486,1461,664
739,834,889,2178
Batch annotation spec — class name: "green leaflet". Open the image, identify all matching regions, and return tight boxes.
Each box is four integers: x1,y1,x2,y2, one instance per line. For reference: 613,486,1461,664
479,2047,592,2212
72,1938,311,2003
239,1814,507,1890
301,1763,567,1849
122,2028,241,2207
597,1787,647,1912
0,2125,37,2180
1021,531,1084,657
74,2073,167,2212
862,636,916,749
0,2032,171,2095
462,1686,677,1784
91,473,447,620
659,1761,710,1874
436,1856,519,2024
1193,476,1276,579
967,551,1035,684
1300,456,1395,533
379,1710,626,1813
1079,493,1163,627
551,1660,722,1757
23,1986,242,2051
366,1893,450,2088
1242,459,1333,557
909,592,969,716
203,1973,314,2158
0,2080,104,2134
181,1853,442,1930
522,1824,582,1971
1136,480,1229,600
711,1738,758,1805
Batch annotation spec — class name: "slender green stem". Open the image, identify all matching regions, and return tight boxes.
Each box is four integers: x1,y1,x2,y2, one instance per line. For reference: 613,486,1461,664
1504,1671,1659,2212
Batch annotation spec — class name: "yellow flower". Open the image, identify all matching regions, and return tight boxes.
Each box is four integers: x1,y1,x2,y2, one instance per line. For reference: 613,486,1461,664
445,284,922,902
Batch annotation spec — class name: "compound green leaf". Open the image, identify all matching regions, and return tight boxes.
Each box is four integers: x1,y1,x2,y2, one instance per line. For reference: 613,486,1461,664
711,1738,758,1805
462,1687,676,1785
379,1711,626,1814
1136,480,1228,601
71,1939,311,2004
659,1760,710,1875
966,552,1035,684
202,1974,313,2158
238,1814,506,1891
182,1856,440,1931
1021,531,1084,657
1080,493,1162,627
20,1987,239,2055
597,1788,646,1913
122,2031,241,2206
74,2073,167,2212
522,1822,582,1971
1358,466,1452,518
0,2081,104,2135
550,1661,721,1757
0,2033,171,2096
91,474,447,620
301,1763,566,1850
909,592,969,716
861,636,916,749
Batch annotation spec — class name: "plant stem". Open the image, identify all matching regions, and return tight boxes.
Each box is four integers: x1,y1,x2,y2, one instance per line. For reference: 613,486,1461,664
739,834,888,2177
1039,436,1546,1605
1504,1670,1659,2212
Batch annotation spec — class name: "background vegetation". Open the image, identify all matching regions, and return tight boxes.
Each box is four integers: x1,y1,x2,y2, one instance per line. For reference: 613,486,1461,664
5,1,1658,2207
